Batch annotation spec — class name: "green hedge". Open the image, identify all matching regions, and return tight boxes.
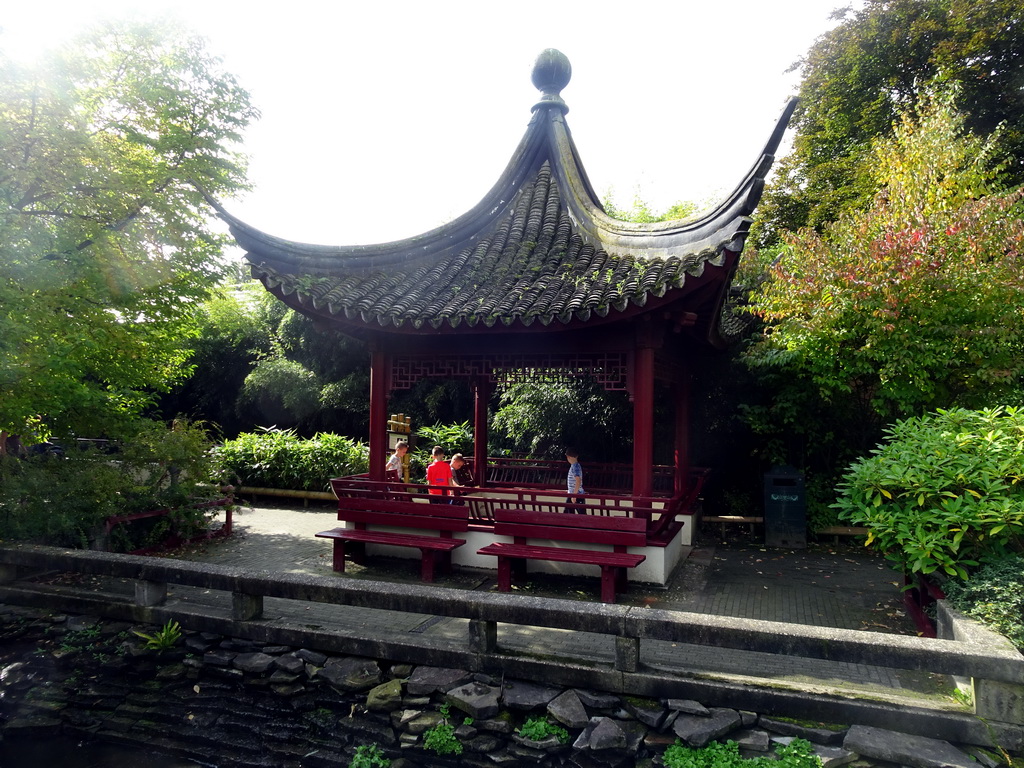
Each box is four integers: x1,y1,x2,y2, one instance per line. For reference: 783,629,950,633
944,555,1024,651
0,419,221,551
833,406,1024,580
214,428,369,492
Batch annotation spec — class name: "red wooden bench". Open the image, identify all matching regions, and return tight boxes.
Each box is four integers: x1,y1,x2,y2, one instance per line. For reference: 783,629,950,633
316,497,469,582
477,509,647,603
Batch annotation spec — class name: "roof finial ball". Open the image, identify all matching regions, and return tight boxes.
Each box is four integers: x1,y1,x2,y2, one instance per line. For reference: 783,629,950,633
531,48,571,114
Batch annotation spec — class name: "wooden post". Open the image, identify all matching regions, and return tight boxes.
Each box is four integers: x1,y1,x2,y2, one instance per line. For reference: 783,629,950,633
368,346,390,482
632,345,655,497
473,376,490,487
674,370,691,499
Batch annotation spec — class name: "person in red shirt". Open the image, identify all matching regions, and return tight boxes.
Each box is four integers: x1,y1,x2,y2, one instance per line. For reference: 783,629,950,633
425,445,453,503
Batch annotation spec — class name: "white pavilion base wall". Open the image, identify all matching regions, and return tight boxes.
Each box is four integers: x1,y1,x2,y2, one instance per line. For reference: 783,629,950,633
358,520,689,587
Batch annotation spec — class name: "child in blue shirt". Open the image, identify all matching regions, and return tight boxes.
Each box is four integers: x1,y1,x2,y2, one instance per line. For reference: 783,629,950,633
565,447,585,514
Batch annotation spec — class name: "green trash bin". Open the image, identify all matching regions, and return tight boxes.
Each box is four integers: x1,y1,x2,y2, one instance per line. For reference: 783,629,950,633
763,466,806,548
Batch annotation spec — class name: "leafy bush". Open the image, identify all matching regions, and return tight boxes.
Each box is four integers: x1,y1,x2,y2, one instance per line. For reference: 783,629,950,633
422,703,462,756
516,716,569,743
0,419,222,550
133,620,183,651
833,407,1024,579
943,555,1024,651
663,737,821,768
213,427,368,491
348,743,391,768
0,451,126,547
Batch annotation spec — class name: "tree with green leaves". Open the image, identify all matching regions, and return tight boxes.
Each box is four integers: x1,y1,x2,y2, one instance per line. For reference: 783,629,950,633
744,87,1024,462
0,21,256,444
155,284,275,438
755,0,1024,246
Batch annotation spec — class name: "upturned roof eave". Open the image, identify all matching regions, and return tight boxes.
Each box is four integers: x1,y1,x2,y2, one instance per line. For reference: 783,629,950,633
217,96,796,275
217,115,552,274
544,98,799,260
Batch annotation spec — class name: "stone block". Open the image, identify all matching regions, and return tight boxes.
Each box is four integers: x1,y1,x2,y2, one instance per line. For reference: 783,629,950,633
760,716,847,745
231,592,263,621
547,689,589,729
134,579,166,606
446,681,501,720
672,707,740,748
843,725,976,768
367,679,404,712
319,657,382,691
405,666,471,696
501,679,561,710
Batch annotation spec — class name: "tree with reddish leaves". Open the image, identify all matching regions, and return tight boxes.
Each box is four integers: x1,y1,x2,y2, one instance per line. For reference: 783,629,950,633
743,87,1024,465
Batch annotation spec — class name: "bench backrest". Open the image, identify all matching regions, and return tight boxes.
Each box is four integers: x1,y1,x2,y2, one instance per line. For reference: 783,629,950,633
493,509,647,549
337,497,469,533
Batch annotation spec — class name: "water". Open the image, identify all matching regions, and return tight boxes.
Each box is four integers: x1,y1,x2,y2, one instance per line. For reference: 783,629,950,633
0,733,203,767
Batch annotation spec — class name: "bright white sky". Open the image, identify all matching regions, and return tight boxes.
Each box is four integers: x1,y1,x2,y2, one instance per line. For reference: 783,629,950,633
2,1,845,247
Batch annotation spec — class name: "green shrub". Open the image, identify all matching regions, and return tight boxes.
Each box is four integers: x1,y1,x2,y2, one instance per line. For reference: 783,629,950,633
422,703,462,756
0,452,125,547
348,743,390,768
663,737,821,768
516,716,569,743
832,406,1024,579
943,555,1024,651
133,620,183,651
213,427,368,491
0,419,221,549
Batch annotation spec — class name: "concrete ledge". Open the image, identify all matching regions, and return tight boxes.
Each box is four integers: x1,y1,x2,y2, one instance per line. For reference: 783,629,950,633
3,543,1024,749
2,543,1022,685
937,600,1024,725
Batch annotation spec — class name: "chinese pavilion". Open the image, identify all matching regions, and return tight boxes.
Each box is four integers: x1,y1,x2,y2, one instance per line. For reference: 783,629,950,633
215,49,795,504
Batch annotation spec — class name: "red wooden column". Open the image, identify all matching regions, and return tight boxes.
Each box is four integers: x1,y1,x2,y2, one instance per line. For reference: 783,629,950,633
473,375,491,487
368,346,391,481
674,370,691,498
632,345,655,498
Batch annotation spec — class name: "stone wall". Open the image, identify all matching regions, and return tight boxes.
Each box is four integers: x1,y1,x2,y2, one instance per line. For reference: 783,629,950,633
0,606,1014,768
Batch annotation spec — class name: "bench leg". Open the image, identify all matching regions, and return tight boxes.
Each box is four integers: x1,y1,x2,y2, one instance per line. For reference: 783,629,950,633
614,565,628,594
348,541,367,565
332,540,347,573
600,566,618,604
496,557,513,592
420,550,437,583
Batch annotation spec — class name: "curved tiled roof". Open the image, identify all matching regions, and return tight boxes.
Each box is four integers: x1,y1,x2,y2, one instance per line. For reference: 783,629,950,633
250,164,718,331
215,50,796,339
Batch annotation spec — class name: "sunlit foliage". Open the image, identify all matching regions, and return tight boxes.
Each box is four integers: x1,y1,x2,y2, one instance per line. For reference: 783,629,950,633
0,21,256,441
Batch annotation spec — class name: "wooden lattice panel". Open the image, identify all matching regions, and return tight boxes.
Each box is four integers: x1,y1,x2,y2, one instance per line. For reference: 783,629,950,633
391,353,628,391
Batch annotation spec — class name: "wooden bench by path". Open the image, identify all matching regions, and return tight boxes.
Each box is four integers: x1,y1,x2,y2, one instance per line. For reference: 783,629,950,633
815,526,869,544
316,498,468,582
477,509,647,604
701,515,765,537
